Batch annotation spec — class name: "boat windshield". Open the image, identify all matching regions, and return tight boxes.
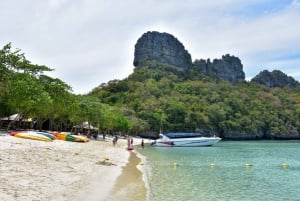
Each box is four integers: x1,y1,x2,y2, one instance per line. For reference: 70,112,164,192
164,133,202,139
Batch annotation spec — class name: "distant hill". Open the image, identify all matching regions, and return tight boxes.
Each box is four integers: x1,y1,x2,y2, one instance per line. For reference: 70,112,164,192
91,65,300,140
251,70,299,88
133,31,298,87
193,54,245,83
133,31,192,71
90,31,300,139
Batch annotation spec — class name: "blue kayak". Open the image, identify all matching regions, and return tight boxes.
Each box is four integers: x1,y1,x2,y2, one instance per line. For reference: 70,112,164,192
36,132,56,140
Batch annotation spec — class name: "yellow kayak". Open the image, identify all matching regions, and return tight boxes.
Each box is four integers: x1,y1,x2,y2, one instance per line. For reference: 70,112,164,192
14,132,52,142
71,135,89,142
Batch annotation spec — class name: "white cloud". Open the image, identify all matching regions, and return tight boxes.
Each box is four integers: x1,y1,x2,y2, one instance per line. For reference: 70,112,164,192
1,0,299,94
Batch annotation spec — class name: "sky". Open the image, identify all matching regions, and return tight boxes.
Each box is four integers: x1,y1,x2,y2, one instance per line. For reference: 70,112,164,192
1,0,300,94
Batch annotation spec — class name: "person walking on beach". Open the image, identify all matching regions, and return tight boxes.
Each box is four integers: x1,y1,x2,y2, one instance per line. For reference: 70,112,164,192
130,137,133,145
113,135,118,146
127,136,131,147
141,139,144,149
127,136,134,150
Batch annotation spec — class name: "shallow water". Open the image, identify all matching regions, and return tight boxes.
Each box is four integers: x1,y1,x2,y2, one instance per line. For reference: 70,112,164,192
137,141,300,201
107,152,147,201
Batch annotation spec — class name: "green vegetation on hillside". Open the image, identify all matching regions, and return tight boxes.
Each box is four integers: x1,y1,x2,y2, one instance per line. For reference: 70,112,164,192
90,63,300,139
1,44,299,139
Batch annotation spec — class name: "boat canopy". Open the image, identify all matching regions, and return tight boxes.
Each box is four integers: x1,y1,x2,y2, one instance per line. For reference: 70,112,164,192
164,132,202,139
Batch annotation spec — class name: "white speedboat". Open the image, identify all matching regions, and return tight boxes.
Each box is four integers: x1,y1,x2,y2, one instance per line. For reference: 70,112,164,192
151,133,221,147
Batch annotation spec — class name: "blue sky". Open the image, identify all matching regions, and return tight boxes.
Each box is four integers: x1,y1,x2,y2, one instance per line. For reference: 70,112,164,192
1,0,299,94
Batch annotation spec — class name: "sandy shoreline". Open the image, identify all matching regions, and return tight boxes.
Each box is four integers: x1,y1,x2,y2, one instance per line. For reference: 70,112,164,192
106,151,147,201
0,132,147,201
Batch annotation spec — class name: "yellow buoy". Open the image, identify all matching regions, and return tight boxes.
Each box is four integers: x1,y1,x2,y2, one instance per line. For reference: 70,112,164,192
210,163,215,168
245,163,253,168
173,162,178,168
281,163,289,168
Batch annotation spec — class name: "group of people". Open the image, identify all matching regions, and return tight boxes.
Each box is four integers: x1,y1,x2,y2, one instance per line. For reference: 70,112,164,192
112,135,145,149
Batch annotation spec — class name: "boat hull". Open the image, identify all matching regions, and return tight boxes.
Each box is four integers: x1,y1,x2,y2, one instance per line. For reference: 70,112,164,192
152,137,221,147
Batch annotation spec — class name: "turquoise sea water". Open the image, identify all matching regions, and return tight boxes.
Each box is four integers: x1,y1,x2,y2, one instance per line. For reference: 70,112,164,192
137,141,300,201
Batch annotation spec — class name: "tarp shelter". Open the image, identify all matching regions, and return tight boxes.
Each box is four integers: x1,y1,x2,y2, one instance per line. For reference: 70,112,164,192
72,122,98,137
0,114,32,122
73,121,98,130
0,114,32,130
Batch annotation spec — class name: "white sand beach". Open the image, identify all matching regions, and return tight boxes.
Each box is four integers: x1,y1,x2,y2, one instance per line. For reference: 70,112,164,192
0,133,147,201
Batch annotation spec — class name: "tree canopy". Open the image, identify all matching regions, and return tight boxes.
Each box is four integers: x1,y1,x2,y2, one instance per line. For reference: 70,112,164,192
0,44,129,134
90,64,300,139
1,44,299,139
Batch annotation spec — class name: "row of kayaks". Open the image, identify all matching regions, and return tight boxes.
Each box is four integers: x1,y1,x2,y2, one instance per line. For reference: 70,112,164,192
10,131,89,143
52,132,89,142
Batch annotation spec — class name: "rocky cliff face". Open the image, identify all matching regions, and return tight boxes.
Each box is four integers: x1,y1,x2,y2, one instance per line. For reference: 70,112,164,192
133,31,246,83
251,70,299,87
133,31,192,71
193,54,245,83
133,31,299,86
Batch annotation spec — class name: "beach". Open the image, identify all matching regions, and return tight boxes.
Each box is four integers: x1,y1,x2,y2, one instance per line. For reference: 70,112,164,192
0,132,147,201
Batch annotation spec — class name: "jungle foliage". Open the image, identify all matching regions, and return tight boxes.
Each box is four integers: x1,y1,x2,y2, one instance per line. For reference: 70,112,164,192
0,44,130,133
1,44,299,139
90,63,300,139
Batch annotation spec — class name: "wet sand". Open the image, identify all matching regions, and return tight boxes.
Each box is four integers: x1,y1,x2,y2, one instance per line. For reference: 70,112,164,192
106,151,147,201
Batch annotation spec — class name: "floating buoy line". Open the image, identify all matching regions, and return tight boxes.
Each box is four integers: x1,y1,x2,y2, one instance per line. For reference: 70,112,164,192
166,162,292,169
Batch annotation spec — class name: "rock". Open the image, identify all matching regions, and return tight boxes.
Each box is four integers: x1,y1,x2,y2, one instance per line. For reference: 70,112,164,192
221,128,299,140
133,31,192,71
193,54,245,83
251,70,299,87
221,130,264,140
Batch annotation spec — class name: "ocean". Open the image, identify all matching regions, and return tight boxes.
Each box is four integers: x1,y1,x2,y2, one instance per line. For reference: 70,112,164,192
136,140,300,201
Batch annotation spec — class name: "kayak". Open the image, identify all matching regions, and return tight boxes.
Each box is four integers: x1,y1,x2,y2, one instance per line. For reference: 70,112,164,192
53,132,89,143
71,135,89,143
10,131,23,136
65,134,76,142
14,131,53,142
53,132,68,140
36,132,55,140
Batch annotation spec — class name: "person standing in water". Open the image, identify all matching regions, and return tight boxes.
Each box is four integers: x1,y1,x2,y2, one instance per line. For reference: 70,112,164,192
141,139,144,149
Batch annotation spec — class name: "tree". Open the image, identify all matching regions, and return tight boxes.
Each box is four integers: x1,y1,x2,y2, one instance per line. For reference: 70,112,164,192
6,73,52,130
